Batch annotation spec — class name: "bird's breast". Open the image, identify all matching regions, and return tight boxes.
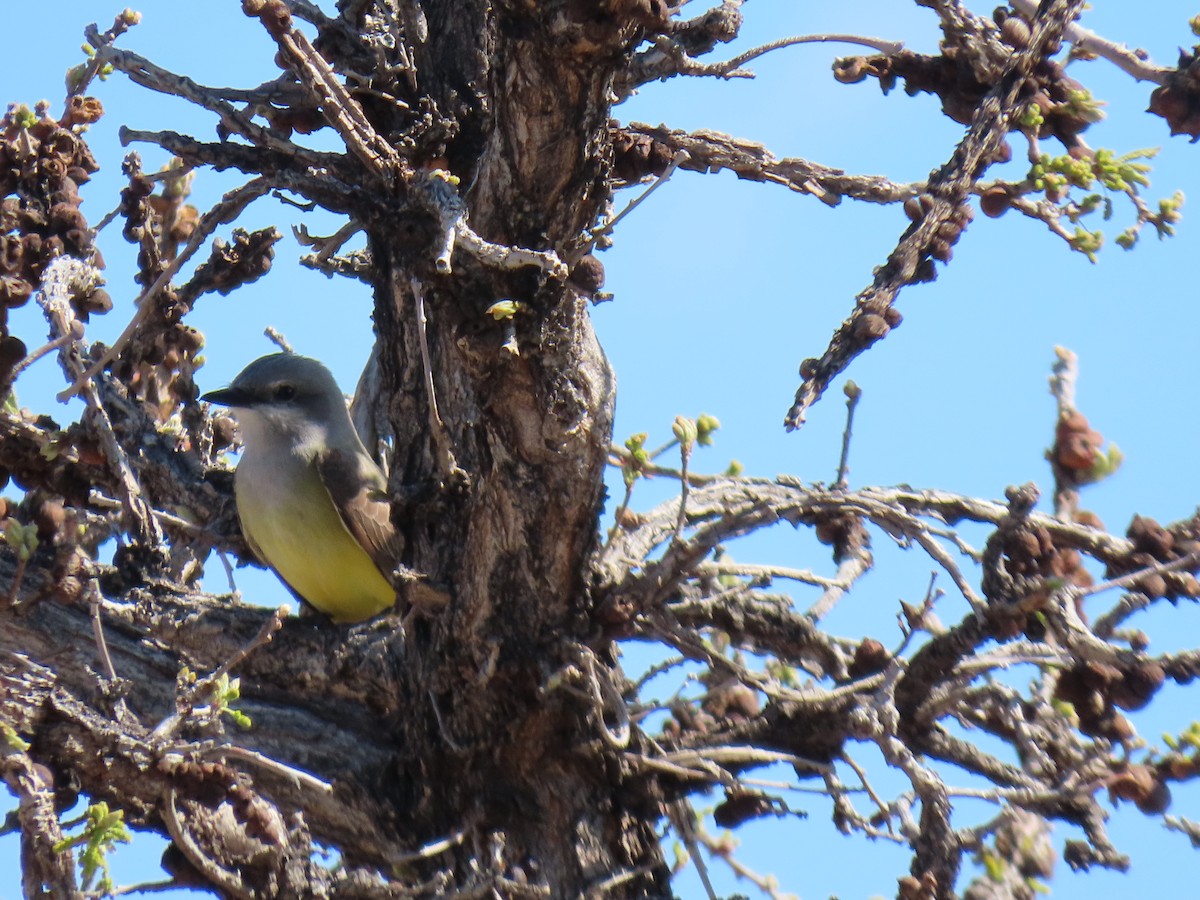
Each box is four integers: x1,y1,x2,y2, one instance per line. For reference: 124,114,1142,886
234,451,394,622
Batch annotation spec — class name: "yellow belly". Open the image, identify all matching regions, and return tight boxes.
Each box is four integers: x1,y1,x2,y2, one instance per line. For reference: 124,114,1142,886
236,462,395,623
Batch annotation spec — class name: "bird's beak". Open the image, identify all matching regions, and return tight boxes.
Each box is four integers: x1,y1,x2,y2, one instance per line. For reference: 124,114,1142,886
201,386,253,408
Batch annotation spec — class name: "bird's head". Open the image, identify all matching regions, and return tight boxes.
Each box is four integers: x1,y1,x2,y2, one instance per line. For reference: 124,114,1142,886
201,353,352,454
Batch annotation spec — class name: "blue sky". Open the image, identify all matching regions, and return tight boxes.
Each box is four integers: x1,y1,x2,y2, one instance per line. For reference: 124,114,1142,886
4,2,1200,897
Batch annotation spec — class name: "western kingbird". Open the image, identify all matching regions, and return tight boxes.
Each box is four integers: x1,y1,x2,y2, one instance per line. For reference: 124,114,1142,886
201,353,399,623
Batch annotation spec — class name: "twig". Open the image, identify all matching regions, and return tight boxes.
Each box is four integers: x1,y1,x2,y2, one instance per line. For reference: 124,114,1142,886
97,878,182,897
834,380,861,488
604,479,638,554
150,607,286,742
455,221,569,278
592,149,689,244
88,491,209,536
698,825,801,900
96,44,300,156
1164,816,1200,848
674,438,692,543
1010,0,1168,83
695,560,840,589
61,178,272,399
94,878,181,898
244,5,405,183
71,11,141,99
386,829,468,866
1083,552,1200,600
87,581,119,685
215,549,239,595
683,32,904,78
1048,345,1081,520
263,327,293,354
1049,345,1077,412
667,800,718,900
783,0,1088,428
203,744,332,795
630,654,688,695
804,547,872,621
4,547,28,609
293,221,361,264
200,607,286,690
409,278,459,479
910,529,986,614
38,258,165,553
585,866,659,897
623,123,918,206
840,751,894,832
6,332,77,385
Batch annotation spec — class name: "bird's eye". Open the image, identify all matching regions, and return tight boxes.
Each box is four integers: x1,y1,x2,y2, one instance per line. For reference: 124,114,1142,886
273,384,297,401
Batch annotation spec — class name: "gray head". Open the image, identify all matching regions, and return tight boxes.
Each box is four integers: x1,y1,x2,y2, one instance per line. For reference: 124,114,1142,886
202,353,358,453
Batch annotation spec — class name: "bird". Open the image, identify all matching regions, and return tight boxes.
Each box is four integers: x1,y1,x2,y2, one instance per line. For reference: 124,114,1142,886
201,353,399,623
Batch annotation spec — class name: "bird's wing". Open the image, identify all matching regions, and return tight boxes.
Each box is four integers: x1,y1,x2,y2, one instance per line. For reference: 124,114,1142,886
316,446,402,579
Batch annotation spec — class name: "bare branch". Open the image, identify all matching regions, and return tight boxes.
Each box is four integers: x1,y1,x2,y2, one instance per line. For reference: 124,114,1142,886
621,123,918,206
784,0,1089,429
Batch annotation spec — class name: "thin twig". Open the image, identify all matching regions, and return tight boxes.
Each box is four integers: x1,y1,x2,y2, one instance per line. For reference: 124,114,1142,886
386,829,467,866
6,333,77,385
1082,551,1200,600
38,258,165,552
409,278,459,478
150,607,286,742
87,581,119,685
200,607,286,691
674,439,692,543
695,560,840,589
689,32,904,78
96,878,182,897
88,491,209,536
668,800,718,900
61,178,272,400
834,381,861,488
697,826,801,900
1010,0,1168,83
592,150,689,244
203,744,332,794
263,327,293,354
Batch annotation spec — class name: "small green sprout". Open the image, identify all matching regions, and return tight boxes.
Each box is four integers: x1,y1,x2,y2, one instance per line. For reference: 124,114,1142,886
53,801,132,894
1060,88,1106,126
11,105,37,130
4,520,39,562
1068,226,1103,262
1,722,31,752
1084,443,1123,483
485,299,524,321
211,673,252,729
622,433,649,486
1018,102,1045,131
672,416,697,450
695,413,721,447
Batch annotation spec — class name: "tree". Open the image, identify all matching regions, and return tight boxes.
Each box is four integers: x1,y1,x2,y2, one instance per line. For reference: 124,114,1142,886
3,1,1200,897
